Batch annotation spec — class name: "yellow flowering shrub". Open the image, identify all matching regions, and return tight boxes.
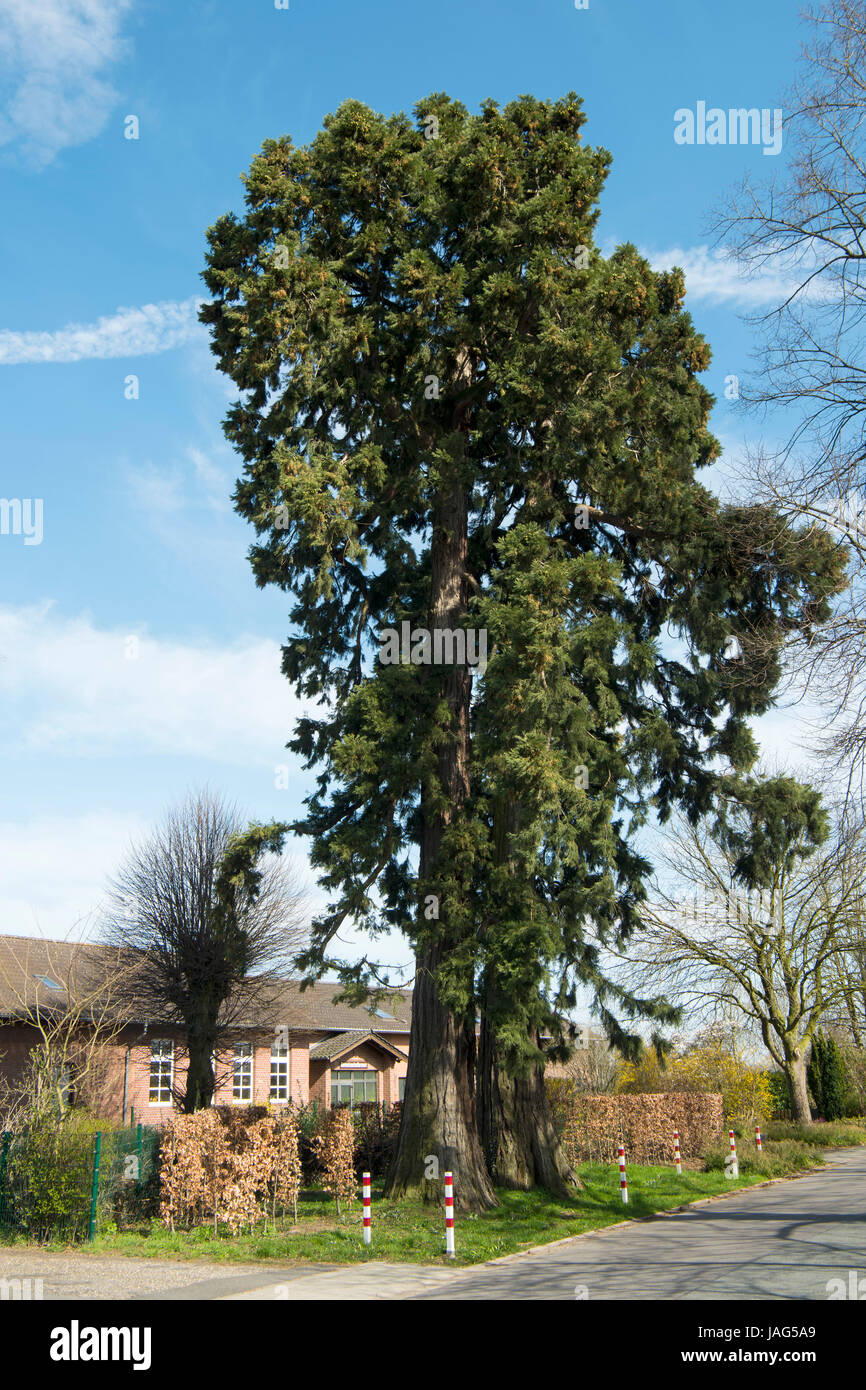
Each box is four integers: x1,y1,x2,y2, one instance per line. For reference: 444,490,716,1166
668,1041,771,1128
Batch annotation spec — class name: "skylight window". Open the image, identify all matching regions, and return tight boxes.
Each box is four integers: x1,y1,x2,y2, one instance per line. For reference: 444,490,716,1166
374,1008,394,1020
34,975,63,990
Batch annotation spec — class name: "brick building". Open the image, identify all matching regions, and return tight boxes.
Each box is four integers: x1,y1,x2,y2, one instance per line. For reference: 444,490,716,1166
0,934,411,1124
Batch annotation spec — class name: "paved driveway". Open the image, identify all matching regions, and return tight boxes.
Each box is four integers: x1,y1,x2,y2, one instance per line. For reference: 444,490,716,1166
0,1251,456,1301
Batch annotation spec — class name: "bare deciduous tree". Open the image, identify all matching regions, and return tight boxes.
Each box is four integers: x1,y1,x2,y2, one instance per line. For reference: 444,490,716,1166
549,1037,620,1094
0,934,138,1128
713,2,866,770
820,900,866,1044
102,789,308,1112
617,789,866,1124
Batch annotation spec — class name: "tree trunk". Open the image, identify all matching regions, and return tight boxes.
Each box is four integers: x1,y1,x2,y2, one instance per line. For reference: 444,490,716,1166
843,977,864,1048
478,1014,578,1197
183,1009,218,1111
475,789,575,1195
785,1052,813,1125
384,466,497,1210
385,943,495,1209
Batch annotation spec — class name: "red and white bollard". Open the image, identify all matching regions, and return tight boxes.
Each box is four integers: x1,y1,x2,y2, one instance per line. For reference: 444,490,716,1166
755,1125,763,1152
362,1171,371,1246
618,1144,629,1204
444,1171,455,1257
729,1129,739,1179
673,1130,682,1176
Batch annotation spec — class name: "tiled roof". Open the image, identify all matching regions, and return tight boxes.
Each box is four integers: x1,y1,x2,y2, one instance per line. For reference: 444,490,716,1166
309,1029,409,1062
0,933,413,1034
271,980,412,1034
0,934,130,1021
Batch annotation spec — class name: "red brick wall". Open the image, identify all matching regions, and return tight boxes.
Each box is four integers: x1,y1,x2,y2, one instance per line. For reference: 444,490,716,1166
120,1026,185,1126
0,1022,45,1094
0,1020,411,1122
309,1058,328,1105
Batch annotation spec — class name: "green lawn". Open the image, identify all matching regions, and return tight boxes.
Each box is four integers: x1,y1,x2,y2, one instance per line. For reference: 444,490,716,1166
74,1157,805,1267
5,1120,862,1266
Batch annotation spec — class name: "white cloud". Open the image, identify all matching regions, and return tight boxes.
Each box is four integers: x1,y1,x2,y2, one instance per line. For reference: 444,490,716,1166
0,810,327,943
0,810,148,939
124,446,233,520
0,603,312,763
0,250,814,371
633,243,839,311
0,297,204,365
187,447,233,512
0,0,133,166
642,244,804,308
124,461,187,516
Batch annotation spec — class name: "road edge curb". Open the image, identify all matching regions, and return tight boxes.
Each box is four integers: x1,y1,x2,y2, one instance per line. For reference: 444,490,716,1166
465,1151,852,1271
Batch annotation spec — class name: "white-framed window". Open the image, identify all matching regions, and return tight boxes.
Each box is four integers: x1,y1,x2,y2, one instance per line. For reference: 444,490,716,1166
149,1040,174,1105
331,1068,377,1107
233,1042,253,1102
270,1044,289,1102
398,1077,406,1102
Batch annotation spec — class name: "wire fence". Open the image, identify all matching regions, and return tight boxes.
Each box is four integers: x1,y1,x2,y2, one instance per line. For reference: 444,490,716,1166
0,1101,402,1243
0,1122,161,1243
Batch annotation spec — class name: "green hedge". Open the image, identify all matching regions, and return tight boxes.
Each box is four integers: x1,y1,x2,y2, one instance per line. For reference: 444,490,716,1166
0,1115,161,1242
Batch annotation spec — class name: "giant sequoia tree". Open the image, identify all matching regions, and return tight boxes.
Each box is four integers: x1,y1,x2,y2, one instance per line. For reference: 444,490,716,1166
201,93,844,1206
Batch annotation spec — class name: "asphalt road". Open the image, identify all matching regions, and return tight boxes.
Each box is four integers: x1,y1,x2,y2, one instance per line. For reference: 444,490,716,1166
1,1147,863,1301
413,1145,866,1301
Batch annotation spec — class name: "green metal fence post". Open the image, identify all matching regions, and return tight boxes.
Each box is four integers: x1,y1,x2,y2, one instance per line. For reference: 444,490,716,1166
136,1123,143,1194
0,1132,9,1226
88,1132,102,1241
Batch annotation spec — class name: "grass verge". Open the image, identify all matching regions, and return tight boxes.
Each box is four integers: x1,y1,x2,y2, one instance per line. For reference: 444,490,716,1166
4,1121,862,1267
14,1167,763,1266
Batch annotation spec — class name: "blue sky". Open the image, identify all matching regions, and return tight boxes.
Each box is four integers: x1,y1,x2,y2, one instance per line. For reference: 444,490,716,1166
0,0,823,974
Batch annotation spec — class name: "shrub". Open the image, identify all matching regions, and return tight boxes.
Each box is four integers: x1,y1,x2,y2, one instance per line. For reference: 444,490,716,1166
268,1110,303,1226
157,1106,302,1234
822,1036,846,1122
667,1039,771,1127
615,1050,671,1095
289,1101,400,1185
351,1101,401,1179
159,1111,223,1232
105,1132,162,1229
294,1101,326,1184
614,1030,771,1127
548,1088,723,1164
835,1038,866,1116
2,1110,104,1241
764,1070,792,1120
313,1107,356,1216
808,1032,847,1121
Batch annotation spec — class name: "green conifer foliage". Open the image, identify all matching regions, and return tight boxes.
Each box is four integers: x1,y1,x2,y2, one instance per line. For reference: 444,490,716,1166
821,1035,846,1122
202,94,845,1203
808,1028,845,1122
808,1031,825,1118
